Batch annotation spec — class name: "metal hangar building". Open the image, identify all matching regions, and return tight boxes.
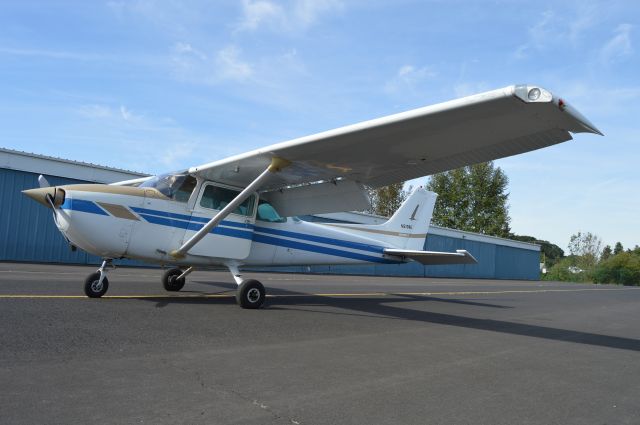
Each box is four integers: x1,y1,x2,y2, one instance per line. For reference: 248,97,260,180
0,148,541,280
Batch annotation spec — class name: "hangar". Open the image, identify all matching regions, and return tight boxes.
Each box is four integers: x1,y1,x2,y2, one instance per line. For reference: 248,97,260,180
0,147,540,280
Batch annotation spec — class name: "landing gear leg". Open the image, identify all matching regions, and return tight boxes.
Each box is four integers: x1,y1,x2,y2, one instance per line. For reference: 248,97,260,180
84,259,113,298
227,263,266,309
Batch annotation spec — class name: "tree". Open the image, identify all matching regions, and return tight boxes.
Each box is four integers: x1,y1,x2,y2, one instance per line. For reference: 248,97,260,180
368,182,408,217
427,161,510,237
601,245,613,261
594,252,640,285
511,234,565,267
568,231,602,269
614,242,624,255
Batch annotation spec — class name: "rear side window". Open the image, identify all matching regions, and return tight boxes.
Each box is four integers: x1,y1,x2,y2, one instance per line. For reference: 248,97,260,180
199,185,255,216
257,201,287,223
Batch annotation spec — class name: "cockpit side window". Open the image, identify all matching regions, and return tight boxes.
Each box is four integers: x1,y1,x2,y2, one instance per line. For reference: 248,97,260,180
174,177,197,203
256,200,287,223
199,185,256,216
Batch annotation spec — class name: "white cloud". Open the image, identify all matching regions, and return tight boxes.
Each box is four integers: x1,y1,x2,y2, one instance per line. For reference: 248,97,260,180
72,103,212,172
216,45,253,81
0,47,106,61
513,6,599,60
513,10,556,59
599,24,633,65
120,105,142,121
170,42,254,84
78,104,113,118
385,65,437,95
295,0,343,27
173,42,205,59
78,104,143,123
159,141,198,168
568,4,598,43
236,0,285,31
236,0,343,33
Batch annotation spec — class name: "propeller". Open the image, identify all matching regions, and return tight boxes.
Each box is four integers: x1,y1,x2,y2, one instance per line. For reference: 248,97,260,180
38,175,50,188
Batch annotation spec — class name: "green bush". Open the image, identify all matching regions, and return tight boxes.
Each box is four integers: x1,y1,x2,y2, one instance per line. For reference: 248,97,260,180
593,252,640,285
543,257,593,283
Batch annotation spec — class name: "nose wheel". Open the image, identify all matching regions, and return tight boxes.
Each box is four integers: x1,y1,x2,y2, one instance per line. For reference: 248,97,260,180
84,259,112,298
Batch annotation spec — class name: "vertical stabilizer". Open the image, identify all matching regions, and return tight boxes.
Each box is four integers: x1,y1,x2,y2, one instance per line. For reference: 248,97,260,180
323,187,437,250
380,187,437,249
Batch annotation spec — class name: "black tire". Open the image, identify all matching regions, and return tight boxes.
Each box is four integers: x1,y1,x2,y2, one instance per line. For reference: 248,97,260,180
84,272,109,298
236,279,266,309
162,268,186,292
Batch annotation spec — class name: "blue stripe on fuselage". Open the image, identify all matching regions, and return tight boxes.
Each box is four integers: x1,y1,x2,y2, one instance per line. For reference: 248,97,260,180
253,225,384,254
139,214,254,240
60,199,109,216
129,206,254,230
252,234,397,264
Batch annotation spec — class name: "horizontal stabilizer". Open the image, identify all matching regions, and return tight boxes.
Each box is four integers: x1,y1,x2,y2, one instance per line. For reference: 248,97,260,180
384,248,478,265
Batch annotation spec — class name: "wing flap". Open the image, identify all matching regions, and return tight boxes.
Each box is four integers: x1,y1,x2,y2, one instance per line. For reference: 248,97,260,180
261,180,369,217
384,248,478,265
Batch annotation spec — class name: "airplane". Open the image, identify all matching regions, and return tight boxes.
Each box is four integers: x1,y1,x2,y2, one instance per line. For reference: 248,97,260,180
22,84,601,309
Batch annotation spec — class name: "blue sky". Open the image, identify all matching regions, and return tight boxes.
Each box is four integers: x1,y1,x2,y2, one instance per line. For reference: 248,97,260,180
1,0,638,250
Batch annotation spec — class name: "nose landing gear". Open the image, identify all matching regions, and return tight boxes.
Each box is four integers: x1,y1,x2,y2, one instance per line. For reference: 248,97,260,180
84,259,113,298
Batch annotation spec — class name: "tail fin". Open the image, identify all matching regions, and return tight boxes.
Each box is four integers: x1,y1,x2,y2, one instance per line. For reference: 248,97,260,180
325,187,437,250
382,187,436,247
378,187,437,249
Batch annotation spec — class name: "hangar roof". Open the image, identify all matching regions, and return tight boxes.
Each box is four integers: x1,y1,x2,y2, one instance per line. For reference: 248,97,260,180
0,147,148,183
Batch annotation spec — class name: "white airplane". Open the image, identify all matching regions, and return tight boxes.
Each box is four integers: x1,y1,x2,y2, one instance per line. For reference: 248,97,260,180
23,85,601,308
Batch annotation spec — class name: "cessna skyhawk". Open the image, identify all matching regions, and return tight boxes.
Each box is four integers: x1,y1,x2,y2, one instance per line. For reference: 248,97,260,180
23,85,601,308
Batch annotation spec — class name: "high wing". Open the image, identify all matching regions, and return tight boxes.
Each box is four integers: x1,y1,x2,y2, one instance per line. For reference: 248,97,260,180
189,84,601,195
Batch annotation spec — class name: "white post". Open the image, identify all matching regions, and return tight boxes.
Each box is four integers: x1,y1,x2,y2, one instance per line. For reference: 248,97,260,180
170,157,290,259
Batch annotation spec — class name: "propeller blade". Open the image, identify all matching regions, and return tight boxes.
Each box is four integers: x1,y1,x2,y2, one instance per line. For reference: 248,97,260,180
38,175,50,188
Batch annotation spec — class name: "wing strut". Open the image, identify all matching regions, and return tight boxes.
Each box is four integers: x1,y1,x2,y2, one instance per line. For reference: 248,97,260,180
170,157,290,259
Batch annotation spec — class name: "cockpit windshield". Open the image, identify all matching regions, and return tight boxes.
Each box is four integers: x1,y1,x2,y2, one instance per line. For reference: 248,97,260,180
140,173,197,202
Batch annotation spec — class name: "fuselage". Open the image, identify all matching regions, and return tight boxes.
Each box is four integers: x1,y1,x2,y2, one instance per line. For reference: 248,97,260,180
38,183,402,269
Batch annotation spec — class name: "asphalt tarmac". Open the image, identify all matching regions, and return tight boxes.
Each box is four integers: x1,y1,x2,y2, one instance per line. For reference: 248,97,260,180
1,262,639,425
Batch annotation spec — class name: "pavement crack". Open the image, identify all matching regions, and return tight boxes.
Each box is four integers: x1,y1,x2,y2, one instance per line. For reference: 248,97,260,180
167,358,300,424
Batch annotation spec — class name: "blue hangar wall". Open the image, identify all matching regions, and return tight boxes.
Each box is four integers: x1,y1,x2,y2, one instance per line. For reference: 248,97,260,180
0,168,104,264
1,160,541,280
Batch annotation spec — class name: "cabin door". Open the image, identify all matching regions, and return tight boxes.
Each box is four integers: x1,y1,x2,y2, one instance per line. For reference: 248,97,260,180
182,182,256,260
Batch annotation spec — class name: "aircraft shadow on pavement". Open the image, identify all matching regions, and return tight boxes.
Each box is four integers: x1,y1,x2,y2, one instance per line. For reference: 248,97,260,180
132,279,640,353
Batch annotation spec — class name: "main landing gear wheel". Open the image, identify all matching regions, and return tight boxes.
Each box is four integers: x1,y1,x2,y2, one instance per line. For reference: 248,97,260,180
162,268,186,292
236,279,266,309
84,272,109,298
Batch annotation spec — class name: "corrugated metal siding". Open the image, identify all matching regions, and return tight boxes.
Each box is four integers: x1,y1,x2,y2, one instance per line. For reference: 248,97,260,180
0,169,100,264
0,168,143,267
494,245,540,280
424,235,497,279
